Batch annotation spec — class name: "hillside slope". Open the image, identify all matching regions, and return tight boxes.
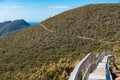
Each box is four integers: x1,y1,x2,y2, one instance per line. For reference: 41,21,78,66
0,21,11,29
0,19,30,37
0,4,120,80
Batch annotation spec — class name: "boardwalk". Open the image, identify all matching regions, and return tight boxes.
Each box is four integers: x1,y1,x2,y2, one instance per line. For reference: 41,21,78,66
69,51,113,80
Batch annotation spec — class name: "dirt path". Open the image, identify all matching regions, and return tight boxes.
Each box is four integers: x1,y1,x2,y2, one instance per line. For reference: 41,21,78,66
77,36,96,41
38,24,55,33
77,36,114,44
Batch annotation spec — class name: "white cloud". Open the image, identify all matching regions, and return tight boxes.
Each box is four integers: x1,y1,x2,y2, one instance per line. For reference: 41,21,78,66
0,5,23,9
48,6,69,9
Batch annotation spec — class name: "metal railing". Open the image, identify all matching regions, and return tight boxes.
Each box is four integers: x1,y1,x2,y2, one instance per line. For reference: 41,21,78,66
69,52,105,80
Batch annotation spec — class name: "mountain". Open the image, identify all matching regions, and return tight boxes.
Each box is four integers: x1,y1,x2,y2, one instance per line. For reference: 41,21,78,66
0,21,12,29
0,19,30,37
0,4,120,80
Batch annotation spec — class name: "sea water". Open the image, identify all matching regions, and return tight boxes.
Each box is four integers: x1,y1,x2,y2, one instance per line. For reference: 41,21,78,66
29,22,39,26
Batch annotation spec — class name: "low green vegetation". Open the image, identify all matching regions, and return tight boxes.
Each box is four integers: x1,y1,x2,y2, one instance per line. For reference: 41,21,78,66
0,4,120,80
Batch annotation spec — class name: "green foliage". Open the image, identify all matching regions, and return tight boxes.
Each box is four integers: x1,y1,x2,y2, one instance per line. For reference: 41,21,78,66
29,58,73,80
0,4,120,79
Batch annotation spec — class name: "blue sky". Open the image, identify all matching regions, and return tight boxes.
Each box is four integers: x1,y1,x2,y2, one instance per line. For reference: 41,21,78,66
0,0,120,22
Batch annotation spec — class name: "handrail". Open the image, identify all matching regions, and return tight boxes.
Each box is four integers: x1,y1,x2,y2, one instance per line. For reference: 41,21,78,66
96,52,105,63
69,53,95,80
88,55,113,80
69,52,105,80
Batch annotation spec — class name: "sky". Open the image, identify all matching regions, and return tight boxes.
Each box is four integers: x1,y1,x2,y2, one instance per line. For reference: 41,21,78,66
0,0,120,22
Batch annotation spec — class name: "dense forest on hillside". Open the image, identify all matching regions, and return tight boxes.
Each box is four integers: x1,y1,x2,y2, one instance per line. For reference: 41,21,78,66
0,4,120,80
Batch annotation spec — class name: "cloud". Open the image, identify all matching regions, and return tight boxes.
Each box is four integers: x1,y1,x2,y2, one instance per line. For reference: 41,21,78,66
0,5,23,9
48,6,69,9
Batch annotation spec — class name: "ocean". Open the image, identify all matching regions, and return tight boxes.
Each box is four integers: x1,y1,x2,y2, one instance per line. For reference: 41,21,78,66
29,22,39,27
